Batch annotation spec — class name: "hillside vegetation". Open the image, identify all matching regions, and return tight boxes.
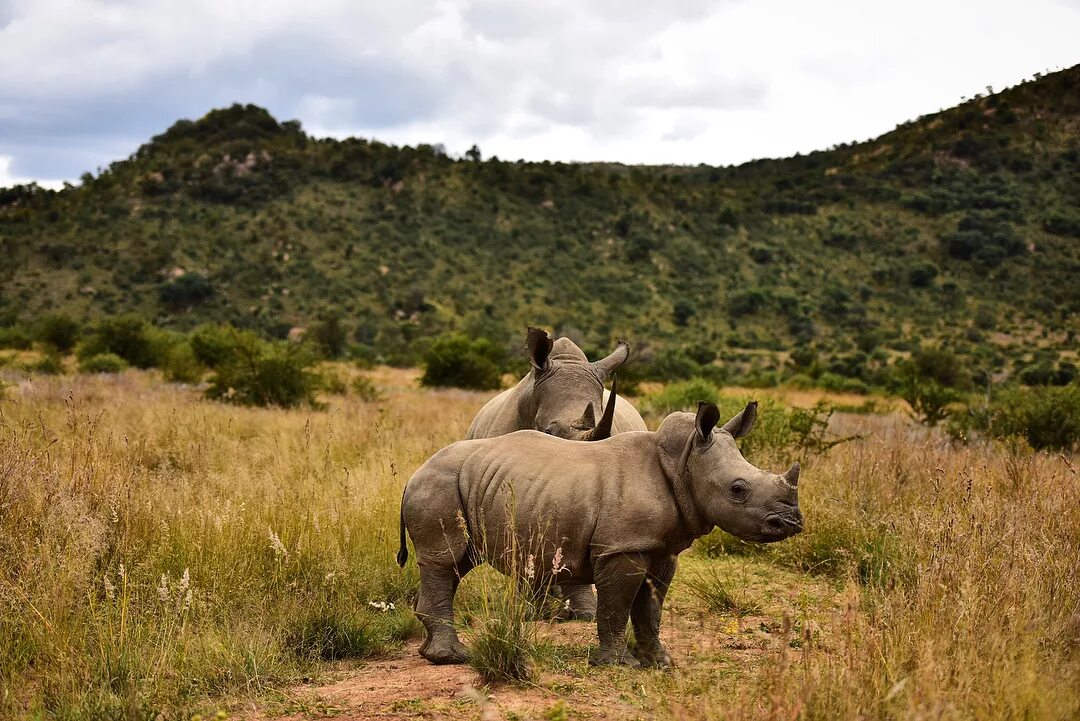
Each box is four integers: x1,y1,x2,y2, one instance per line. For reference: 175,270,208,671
2,67,1079,385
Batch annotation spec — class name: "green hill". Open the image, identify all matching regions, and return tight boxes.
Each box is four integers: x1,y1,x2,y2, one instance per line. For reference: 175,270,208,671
2,66,1079,383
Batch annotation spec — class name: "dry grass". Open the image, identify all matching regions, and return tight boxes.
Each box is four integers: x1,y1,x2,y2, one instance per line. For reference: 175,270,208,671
1,368,1078,720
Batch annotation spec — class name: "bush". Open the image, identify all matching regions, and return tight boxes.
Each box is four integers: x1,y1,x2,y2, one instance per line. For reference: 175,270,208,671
644,377,721,415
159,272,213,307
959,384,1080,451
907,262,939,288
162,342,204,384
420,334,506,390
190,324,255,368
78,316,164,369
34,314,80,353
311,313,348,358
79,353,129,374
351,374,382,402
205,336,321,408
0,325,33,350
26,353,65,375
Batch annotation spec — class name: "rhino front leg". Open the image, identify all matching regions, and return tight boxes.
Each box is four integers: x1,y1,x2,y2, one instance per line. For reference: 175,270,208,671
590,552,647,667
630,555,677,668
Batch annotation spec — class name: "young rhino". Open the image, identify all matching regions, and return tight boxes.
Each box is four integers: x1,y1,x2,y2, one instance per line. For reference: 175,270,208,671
398,400,803,668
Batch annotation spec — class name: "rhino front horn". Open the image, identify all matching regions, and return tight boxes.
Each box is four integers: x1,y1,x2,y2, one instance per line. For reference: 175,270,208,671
783,461,801,488
582,374,618,441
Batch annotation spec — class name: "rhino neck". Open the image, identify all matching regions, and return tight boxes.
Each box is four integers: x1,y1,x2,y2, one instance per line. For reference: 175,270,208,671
657,432,707,540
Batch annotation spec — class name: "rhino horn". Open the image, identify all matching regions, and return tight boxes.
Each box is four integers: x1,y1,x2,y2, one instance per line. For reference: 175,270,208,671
783,461,801,489
576,402,596,429
592,341,629,378
582,374,618,441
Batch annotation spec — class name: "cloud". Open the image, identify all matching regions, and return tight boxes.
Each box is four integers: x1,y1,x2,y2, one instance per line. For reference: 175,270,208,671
1,0,1078,184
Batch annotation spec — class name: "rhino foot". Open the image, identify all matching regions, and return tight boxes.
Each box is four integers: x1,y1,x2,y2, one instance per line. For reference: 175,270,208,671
633,646,673,669
589,647,641,668
420,637,469,665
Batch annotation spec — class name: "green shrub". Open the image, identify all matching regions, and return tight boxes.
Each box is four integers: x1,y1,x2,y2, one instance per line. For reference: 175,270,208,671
34,314,80,353
159,272,213,308
351,374,382,402
0,325,33,350
959,384,1080,451
162,342,204,384
78,316,164,369
643,377,722,415
79,353,129,374
205,335,320,408
189,324,257,368
26,353,65,375
311,313,348,358
420,334,505,390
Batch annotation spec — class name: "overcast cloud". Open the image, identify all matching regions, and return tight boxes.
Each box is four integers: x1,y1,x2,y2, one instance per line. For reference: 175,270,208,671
1,0,1078,188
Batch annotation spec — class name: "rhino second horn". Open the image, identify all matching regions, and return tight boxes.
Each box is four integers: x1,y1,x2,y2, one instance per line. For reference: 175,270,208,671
577,403,596,429
583,374,618,441
783,461,801,488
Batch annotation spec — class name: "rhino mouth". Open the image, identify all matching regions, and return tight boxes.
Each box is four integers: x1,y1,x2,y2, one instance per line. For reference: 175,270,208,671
752,512,803,542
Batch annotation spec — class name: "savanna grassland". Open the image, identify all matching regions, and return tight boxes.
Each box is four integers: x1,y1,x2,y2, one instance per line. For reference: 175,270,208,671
1,366,1078,720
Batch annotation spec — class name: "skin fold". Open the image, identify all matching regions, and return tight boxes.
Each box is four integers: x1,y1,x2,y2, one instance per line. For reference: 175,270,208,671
399,401,803,667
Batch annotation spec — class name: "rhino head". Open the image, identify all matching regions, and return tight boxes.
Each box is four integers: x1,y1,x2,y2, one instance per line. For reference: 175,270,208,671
661,400,802,543
523,327,628,442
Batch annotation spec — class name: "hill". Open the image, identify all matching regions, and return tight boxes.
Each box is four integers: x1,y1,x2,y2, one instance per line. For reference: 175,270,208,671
2,66,1079,383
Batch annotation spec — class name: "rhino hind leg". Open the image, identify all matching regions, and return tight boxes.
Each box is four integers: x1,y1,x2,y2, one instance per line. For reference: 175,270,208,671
589,553,647,667
630,556,677,669
416,560,472,664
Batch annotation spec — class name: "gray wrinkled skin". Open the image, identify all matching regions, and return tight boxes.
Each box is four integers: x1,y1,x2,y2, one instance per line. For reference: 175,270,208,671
467,328,647,442
399,401,802,667
466,328,647,618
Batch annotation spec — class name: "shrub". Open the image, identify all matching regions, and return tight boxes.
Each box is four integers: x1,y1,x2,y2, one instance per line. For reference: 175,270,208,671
34,314,80,353
960,384,1080,451
162,342,204,384
26,353,65,375
205,336,321,408
420,334,505,390
78,316,163,369
351,374,382,402
79,353,129,374
190,324,256,368
0,325,33,350
907,262,939,288
159,272,213,307
311,313,348,358
643,377,721,415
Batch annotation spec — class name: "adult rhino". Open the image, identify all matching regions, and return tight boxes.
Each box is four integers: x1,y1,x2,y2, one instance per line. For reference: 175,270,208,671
398,401,803,667
466,327,647,618
467,327,647,443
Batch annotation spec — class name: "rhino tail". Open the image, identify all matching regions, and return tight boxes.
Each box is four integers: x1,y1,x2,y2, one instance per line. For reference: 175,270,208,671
396,490,409,568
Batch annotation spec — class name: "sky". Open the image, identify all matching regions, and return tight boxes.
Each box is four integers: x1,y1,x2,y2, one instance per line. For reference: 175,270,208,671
1,0,1078,189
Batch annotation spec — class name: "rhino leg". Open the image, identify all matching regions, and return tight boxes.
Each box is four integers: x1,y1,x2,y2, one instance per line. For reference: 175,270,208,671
416,556,472,665
558,583,597,621
589,552,647,667
630,556,676,669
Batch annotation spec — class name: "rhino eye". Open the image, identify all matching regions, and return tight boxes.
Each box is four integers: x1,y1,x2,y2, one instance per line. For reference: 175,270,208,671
730,480,749,502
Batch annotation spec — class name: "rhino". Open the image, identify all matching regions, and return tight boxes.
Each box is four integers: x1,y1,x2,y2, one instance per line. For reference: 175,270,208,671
467,327,647,619
398,400,803,668
467,327,647,443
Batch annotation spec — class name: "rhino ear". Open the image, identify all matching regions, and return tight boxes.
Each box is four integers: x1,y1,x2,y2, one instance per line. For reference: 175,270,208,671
695,401,721,440
721,401,758,439
593,340,629,378
526,327,554,371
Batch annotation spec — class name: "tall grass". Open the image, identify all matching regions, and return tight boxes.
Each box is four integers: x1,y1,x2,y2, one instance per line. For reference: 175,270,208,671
0,369,467,718
1,369,1078,719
